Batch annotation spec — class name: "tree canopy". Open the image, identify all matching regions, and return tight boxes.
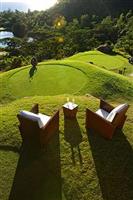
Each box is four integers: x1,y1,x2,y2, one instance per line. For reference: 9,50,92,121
0,2,133,71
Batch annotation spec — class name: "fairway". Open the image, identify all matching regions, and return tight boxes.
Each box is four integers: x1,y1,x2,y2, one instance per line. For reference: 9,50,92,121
70,50,131,70
1,56,133,103
0,95,133,200
8,64,87,97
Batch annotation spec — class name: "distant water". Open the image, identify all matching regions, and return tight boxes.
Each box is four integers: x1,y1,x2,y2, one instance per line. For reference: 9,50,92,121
0,31,14,47
0,31,14,39
0,2,29,12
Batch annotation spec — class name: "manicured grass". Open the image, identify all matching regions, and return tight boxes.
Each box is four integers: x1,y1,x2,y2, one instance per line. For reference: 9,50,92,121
0,151,19,200
0,95,133,200
0,50,133,200
8,64,87,98
0,59,133,103
69,50,132,72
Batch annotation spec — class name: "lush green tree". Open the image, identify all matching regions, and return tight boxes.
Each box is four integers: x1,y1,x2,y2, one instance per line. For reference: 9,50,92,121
0,10,27,31
49,0,133,21
11,56,22,68
12,22,27,38
116,13,126,36
1,8,133,71
80,14,91,28
94,16,118,43
116,15,133,55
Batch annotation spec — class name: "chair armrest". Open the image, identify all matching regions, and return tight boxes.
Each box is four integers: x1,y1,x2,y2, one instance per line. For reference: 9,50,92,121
41,111,59,129
30,103,39,114
100,99,114,112
86,108,115,139
40,110,59,146
86,108,112,127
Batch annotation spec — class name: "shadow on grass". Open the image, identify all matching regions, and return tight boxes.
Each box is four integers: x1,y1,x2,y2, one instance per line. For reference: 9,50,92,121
64,117,83,166
9,131,62,200
29,66,37,80
87,129,133,200
0,145,20,153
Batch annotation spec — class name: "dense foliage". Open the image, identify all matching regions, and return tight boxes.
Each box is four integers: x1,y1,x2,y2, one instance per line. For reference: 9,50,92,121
54,0,133,19
0,1,133,71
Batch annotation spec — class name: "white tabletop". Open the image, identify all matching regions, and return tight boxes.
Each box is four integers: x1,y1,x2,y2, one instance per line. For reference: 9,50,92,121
63,102,78,110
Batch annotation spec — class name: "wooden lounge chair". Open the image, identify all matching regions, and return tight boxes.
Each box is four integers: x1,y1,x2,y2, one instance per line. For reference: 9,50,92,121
17,104,59,147
86,99,129,139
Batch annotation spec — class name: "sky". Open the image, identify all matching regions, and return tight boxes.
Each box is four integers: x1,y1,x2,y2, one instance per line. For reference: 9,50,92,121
1,0,57,11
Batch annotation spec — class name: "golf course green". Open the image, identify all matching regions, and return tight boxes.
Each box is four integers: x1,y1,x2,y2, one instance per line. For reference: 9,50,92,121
8,64,87,97
69,50,132,70
0,51,133,103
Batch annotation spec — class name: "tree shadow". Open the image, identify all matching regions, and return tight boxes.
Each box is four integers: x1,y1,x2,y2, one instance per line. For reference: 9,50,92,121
64,117,83,166
29,66,37,80
0,145,20,153
9,131,62,200
87,129,133,200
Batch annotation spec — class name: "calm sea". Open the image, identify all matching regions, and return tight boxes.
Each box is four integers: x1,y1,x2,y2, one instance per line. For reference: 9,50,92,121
0,31,14,47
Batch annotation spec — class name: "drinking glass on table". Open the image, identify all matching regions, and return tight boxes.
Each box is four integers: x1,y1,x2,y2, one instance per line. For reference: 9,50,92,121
67,97,69,108
72,98,75,104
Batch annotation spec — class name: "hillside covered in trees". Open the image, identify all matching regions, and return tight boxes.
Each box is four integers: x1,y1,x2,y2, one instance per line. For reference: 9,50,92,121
0,0,133,71
50,0,133,19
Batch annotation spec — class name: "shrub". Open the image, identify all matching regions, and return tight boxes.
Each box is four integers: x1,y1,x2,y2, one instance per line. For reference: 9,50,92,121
11,56,22,69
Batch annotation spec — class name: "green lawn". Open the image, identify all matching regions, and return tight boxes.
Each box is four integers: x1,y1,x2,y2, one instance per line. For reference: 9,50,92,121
8,64,87,98
69,50,133,74
0,95,133,200
0,59,133,103
0,50,133,200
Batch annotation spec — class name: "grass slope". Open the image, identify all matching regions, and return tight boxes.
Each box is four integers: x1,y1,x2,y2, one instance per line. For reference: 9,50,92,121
0,50,133,200
0,57,133,103
69,50,133,73
0,95,133,200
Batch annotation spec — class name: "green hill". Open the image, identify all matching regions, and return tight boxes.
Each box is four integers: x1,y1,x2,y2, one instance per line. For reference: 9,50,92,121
0,50,133,200
0,51,133,103
69,50,132,70
49,0,133,20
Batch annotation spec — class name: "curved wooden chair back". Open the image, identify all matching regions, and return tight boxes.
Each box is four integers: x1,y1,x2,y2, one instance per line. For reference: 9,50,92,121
17,104,60,147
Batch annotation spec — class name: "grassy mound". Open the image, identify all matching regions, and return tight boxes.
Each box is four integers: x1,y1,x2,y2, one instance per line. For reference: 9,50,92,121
0,50,133,199
8,64,87,98
0,95,133,200
0,59,133,103
69,50,132,72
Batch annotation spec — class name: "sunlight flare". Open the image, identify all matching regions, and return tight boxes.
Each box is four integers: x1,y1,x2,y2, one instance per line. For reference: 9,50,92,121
29,0,57,11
